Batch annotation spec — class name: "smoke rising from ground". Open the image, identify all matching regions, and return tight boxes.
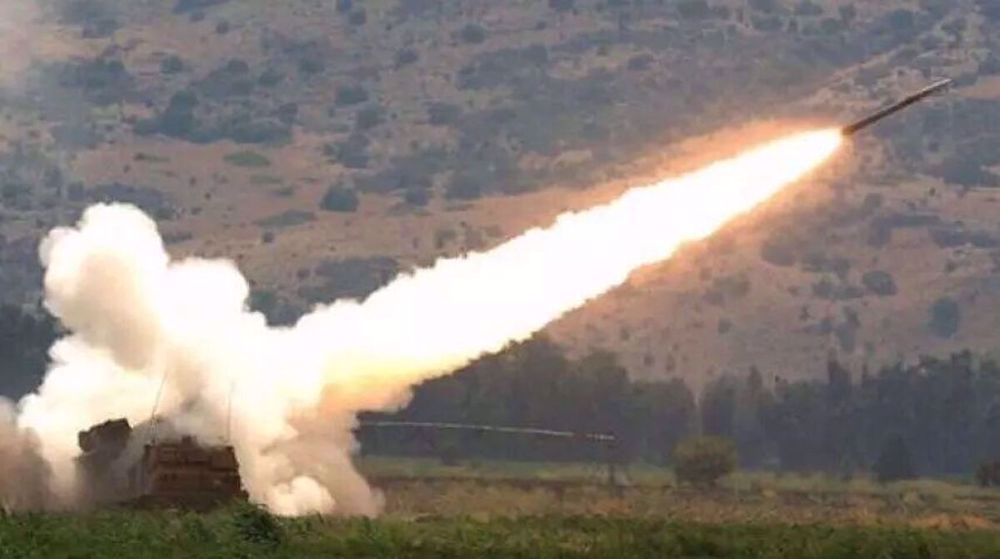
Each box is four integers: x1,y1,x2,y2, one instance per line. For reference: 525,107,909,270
6,130,841,515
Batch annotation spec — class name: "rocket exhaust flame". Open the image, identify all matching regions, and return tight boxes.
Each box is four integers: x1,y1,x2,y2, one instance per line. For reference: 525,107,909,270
6,128,842,515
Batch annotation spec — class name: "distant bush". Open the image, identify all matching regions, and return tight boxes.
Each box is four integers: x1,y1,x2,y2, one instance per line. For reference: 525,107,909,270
255,210,315,229
355,105,384,131
395,48,419,67
446,172,484,200
627,54,654,71
348,9,367,25
224,150,271,168
673,436,738,488
677,0,711,19
548,0,575,12
459,23,487,45
336,84,369,106
324,133,370,169
979,0,1000,21
861,270,898,296
404,188,431,207
928,297,960,338
760,239,796,267
160,55,184,75
794,0,823,16
748,0,778,13
173,0,229,14
874,434,915,483
427,102,461,126
320,184,360,212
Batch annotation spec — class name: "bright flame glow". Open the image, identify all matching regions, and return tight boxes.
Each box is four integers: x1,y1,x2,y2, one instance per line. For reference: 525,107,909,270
12,128,842,516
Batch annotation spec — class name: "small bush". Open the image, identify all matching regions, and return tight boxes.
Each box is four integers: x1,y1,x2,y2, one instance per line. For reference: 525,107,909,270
232,503,283,548
874,434,915,483
224,150,271,168
160,55,184,75
320,184,360,212
355,105,384,130
673,436,738,488
677,0,711,19
336,84,369,106
395,48,419,67
861,270,897,296
459,23,487,45
928,297,960,338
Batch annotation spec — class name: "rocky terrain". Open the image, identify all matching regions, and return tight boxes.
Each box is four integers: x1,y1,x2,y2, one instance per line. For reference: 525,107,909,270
0,0,998,388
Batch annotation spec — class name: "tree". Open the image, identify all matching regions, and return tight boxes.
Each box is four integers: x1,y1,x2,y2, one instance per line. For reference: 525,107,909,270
319,184,359,212
673,436,738,488
874,434,915,482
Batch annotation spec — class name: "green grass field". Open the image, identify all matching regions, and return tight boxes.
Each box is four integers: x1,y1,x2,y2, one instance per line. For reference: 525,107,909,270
5,459,1000,557
2,509,999,559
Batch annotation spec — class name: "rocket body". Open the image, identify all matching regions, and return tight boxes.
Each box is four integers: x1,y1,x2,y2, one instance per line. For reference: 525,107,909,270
842,78,952,136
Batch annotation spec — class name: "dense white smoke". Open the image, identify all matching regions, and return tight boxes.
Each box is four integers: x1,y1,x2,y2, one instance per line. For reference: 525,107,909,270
9,129,842,515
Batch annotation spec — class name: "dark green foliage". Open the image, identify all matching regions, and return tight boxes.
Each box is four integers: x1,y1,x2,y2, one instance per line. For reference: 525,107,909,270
223,150,270,168
459,23,487,45
319,184,360,213
861,270,897,297
395,48,419,67
626,54,654,71
356,105,385,131
0,305,57,398
160,55,185,75
839,3,857,23
673,436,738,487
348,9,367,25
874,434,915,483
324,133,370,169
361,338,695,465
403,187,431,207
427,102,461,126
979,0,1000,21
299,257,400,302
548,0,575,12
936,155,1000,187
748,0,779,13
232,503,283,548
173,0,229,14
759,239,796,267
1,514,998,558
57,56,134,105
677,0,711,19
794,1,823,16
928,297,960,338
254,210,315,229
336,84,370,106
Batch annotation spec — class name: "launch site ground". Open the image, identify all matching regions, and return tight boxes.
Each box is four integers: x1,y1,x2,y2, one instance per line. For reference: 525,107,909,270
4,459,1000,557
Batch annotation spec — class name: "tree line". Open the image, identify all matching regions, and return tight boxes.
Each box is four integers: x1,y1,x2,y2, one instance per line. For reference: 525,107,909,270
359,336,1000,481
3,302,1000,479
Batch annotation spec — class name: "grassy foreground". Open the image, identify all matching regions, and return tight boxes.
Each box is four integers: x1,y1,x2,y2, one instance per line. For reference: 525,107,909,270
2,509,999,559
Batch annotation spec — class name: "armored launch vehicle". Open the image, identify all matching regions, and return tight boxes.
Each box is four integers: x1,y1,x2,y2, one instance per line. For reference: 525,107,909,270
76,418,248,511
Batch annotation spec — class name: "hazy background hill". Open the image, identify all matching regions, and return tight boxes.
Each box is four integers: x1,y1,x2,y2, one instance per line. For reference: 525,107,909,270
0,0,998,393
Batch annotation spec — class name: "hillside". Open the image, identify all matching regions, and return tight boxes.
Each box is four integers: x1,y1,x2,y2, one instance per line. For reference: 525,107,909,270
0,0,998,389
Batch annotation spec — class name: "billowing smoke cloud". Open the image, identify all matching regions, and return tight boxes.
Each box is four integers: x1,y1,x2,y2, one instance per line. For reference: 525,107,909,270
8,129,842,515
0,399,51,511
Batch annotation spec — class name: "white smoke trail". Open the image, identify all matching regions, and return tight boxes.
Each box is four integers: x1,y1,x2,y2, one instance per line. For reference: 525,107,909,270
13,129,842,515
